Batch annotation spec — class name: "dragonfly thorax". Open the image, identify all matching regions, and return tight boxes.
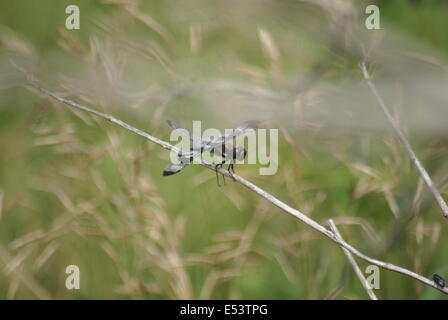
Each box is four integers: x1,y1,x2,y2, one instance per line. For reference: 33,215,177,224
233,146,247,161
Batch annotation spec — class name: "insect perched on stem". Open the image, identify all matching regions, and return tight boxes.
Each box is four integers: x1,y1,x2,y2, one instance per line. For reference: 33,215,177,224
162,120,259,186
432,274,446,288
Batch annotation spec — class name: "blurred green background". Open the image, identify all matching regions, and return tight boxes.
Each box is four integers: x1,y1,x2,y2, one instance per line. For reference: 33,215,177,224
0,0,447,299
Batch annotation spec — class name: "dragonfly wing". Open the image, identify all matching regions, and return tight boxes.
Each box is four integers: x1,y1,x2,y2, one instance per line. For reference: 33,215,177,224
162,163,186,176
166,120,183,130
224,121,259,142
207,121,259,149
166,120,204,147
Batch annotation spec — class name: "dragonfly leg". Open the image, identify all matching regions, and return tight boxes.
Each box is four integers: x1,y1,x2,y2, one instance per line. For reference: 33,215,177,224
215,163,226,187
227,162,236,181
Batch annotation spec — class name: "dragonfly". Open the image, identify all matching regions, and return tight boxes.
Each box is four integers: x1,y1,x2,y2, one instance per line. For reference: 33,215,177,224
433,274,446,288
162,120,259,186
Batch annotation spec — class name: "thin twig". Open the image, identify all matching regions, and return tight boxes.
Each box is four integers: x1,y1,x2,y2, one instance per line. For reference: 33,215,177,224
328,219,378,300
360,62,448,219
14,64,448,296
0,244,52,300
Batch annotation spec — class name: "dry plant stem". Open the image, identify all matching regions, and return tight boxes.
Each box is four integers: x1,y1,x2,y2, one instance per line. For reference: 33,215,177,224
20,75,448,296
360,62,448,219
328,219,378,300
0,244,52,299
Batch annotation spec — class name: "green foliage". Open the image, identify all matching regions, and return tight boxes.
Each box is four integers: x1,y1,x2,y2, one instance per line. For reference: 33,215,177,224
0,0,447,300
